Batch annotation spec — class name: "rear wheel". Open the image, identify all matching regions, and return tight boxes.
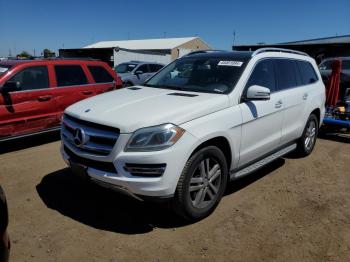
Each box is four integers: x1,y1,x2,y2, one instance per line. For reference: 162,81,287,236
295,114,318,157
173,146,228,221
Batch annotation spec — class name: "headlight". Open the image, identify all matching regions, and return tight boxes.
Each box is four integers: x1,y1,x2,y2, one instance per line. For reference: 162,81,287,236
125,124,185,152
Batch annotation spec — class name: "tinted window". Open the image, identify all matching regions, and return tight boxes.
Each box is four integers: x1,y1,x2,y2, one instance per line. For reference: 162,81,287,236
137,64,149,73
8,66,49,91
149,64,163,72
246,59,275,92
55,65,88,87
88,66,114,83
274,59,298,90
297,61,318,85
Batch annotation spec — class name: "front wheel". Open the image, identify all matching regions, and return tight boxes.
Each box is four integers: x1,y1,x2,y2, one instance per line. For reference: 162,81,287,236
295,114,319,157
172,146,228,221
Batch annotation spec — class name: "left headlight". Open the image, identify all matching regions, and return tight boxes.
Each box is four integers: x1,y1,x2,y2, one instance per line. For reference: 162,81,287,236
125,123,185,152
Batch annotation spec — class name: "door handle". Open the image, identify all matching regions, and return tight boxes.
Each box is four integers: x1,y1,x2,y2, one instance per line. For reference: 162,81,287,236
275,100,283,108
302,93,308,100
37,95,52,102
82,90,93,95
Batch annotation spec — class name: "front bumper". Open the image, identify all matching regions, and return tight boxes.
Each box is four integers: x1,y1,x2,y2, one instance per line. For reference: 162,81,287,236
61,132,198,199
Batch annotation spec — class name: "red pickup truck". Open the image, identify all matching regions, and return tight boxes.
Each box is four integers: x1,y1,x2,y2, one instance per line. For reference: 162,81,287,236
0,59,122,141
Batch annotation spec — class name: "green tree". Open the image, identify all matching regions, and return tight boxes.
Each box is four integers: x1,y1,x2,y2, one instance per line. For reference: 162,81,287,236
17,51,32,58
43,48,55,58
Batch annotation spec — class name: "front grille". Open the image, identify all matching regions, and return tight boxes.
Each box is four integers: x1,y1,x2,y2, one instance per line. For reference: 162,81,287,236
61,114,119,156
64,146,117,173
124,163,166,177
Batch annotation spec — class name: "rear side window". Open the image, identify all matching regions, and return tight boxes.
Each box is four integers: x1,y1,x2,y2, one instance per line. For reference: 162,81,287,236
88,66,114,83
55,65,88,87
297,61,318,85
7,66,49,91
274,59,298,90
246,59,276,92
149,64,163,72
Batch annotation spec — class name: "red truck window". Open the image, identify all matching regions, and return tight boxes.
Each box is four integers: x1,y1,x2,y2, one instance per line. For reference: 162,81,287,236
55,65,88,87
7,66,49,91
88,66,114,83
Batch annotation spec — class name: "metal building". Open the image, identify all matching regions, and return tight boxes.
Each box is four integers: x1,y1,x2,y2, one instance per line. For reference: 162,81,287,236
59,37,211,67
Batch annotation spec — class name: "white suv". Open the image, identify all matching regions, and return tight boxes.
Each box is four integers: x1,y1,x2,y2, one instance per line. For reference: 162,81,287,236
60,48,325,220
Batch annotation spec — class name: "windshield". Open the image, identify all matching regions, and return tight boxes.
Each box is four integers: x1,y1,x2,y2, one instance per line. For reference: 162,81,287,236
145,57,247,94
115,63,137,73
0,65,11,77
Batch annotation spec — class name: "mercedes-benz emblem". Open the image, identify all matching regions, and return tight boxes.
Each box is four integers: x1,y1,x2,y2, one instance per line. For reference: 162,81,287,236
73,128,88,147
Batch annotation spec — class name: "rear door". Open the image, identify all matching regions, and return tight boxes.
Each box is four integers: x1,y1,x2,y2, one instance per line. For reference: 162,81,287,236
238,59,284,166
276,59,318,144
87,65,116,95
50,64,96,119
0,65,58,138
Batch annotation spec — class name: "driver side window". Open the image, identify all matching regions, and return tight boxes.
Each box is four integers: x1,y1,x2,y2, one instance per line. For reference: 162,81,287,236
7,66,49,91
246,59,276,92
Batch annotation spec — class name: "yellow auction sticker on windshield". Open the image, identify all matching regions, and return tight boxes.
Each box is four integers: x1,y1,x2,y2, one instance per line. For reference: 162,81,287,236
218,61,243,67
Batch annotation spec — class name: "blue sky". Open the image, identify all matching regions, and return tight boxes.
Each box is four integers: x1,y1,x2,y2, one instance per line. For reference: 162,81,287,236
0,0,349,57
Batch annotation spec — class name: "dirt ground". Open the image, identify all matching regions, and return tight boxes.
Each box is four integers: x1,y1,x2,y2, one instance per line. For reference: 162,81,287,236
0,132,349,262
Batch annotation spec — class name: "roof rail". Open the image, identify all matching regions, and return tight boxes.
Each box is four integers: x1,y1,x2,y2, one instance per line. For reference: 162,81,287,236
49,57,101,61
184,50,226,56
252,48,309,57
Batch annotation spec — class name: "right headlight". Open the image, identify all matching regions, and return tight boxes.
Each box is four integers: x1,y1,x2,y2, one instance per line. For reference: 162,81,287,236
125,123,185,152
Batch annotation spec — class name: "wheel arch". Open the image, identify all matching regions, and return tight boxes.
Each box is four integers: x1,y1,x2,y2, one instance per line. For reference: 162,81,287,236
189,136,232,172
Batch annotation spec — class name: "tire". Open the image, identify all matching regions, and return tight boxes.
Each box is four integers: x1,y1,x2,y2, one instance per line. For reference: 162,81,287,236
295,114,319,157
172,146,228,221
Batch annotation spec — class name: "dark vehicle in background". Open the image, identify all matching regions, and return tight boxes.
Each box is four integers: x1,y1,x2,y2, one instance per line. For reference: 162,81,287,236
0,186,9,262
319,57,350,102
114,61,164,86
0,59,122,141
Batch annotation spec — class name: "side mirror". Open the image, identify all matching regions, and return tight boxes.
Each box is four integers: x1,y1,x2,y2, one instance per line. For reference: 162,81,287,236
1,81,20,93
246,85,270,100
134,70,143,75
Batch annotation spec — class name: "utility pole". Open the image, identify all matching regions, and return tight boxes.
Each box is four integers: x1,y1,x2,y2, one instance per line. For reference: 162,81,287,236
8,49,12,57
163,32,167,38
233,30,236,47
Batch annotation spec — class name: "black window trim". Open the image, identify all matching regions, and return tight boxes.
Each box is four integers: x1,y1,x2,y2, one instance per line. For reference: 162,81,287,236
4,65,50,93
87,65,115,84
54,64,88,87
273,58,319,93
240,57,319,103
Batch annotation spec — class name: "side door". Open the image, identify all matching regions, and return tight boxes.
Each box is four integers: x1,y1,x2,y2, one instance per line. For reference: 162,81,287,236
0,65,58,138
279,59,318,144
238,59,284,167
87,65,116,95
50,64,96,119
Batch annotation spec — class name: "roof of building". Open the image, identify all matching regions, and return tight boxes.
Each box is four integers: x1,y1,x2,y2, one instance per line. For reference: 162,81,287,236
278,35,350,45
84,37,204,50
235,35,350,48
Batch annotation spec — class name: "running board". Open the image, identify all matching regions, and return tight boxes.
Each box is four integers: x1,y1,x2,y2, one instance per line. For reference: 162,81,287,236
230,143,296,180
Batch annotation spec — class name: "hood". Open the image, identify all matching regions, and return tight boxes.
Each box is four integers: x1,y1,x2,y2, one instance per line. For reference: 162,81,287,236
65,86,229,133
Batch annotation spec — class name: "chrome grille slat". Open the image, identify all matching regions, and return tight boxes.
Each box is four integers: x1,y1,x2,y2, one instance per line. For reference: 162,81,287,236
61,115,119,156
